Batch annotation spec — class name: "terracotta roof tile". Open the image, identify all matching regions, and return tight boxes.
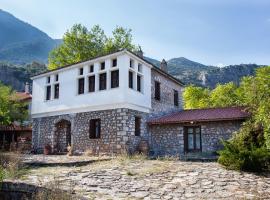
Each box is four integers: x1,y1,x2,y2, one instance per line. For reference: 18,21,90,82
15,92,32,101
148,106,250,125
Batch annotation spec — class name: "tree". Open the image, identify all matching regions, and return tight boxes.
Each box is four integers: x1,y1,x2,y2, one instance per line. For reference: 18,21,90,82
210,82,240,107
48,24,139,70
183,85,210,109
0,83,27,125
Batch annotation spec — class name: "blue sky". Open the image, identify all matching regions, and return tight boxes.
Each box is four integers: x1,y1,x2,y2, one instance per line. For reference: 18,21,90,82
1,0,270,66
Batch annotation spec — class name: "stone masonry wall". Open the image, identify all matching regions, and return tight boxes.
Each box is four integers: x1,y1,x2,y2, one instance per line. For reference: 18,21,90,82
150,69,184,118
149,124,184,156
201,121,242,152
149,120,243,156
32,109,147,155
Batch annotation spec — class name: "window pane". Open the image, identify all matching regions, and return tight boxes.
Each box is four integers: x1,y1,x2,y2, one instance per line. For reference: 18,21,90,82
101,62,105,70
89,119,101,139
78,78,84,94
188,134,194,150
54,84,59,99
135,117,141,136
195,127,200,133
137,75,141,92
130,59,134,68
188,128,193,134
196,133,201,149
99,73,106,90
129,71,133,89
112,59,117,67
89,65,94,73
111,70,119,88
138,63,142,72
174,90,179,106
154,81,160,100
46,85,51,100
79,68,83,75
47,77,50,83
88,76,95,92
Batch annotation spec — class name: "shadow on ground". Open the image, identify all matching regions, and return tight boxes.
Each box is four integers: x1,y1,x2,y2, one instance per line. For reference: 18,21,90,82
24,158,111,168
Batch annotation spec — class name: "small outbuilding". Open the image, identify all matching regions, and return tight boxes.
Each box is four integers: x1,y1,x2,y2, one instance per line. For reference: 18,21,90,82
148,106,250,156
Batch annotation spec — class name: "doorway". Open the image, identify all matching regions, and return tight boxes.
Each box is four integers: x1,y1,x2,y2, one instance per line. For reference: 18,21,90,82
184,126,201,153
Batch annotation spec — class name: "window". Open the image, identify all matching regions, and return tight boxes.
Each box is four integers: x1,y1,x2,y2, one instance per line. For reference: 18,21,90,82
46,85,51,100
130,59,134,68
135,117,141,136
89,119,101,139
99,73,107,90
138,63,142,72
79,68,84,75
129,71,133,89
184,126,201,152
174,90,179,106
100,62,105,70
154,81,160,100
111,70,119,88
47,76,50,84
137,75,141,92
54,84,59,99
112,59,117,67
88,75,95,92
89,65,94,73
55,74,59,82
78,78,85,94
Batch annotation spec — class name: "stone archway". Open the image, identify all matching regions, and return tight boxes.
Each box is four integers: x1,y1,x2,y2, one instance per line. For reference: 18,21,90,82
54,119,71,153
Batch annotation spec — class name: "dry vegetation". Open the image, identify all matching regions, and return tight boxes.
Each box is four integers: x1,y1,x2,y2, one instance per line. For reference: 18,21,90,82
0,152,29,180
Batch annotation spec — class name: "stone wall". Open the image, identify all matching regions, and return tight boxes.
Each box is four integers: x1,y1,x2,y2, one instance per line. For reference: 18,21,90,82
201,121,242,152
32,108,148,155
149,124,184,156
150,69,184,118
149,120,243,156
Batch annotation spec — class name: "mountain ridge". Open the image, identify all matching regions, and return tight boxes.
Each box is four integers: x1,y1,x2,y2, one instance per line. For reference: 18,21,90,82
0,9,265,91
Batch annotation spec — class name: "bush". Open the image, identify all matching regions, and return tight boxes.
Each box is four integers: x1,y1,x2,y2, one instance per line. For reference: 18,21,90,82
218,121,270,172
218,141,270,172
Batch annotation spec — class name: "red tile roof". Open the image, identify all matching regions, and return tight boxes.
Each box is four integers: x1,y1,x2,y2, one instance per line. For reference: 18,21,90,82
148,106,250,125
14,92,32,101
0,123,32,132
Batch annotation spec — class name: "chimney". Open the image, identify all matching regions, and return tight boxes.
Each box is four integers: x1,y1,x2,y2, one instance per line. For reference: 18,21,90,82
136,46,143,58
25,82,30,94
160,59,167,72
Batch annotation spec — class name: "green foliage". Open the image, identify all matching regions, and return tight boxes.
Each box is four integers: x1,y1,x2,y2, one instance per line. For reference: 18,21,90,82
183,85,210,109
48,24,138,70
0,83,28,125
0,166,4,182
218,121,270,172
210,82,240,107
184,67,270,171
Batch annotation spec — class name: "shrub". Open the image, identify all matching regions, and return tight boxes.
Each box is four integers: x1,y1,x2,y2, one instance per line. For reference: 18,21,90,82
218,121,270,172
0,166,4,182
218,140,270,172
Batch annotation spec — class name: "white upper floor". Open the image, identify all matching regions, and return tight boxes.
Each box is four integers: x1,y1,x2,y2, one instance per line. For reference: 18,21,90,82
31,50,154,118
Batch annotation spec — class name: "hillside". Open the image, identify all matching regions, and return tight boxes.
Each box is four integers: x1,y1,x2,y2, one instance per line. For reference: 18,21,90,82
0,9,59,64
0,9,264,90
146,57,261,88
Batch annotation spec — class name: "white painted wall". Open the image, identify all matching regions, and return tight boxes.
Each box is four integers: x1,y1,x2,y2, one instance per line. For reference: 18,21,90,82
31,51,152,118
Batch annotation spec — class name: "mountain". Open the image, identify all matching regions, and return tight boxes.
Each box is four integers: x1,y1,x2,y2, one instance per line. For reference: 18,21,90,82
0,62,47,91
146,57,261,88
0,9,59,64
0,9,264,91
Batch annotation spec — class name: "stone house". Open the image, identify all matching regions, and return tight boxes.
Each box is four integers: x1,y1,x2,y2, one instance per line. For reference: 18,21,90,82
31,49,249,155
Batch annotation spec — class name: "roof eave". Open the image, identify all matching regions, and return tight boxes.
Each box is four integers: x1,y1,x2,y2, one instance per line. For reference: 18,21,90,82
148,117,249,125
